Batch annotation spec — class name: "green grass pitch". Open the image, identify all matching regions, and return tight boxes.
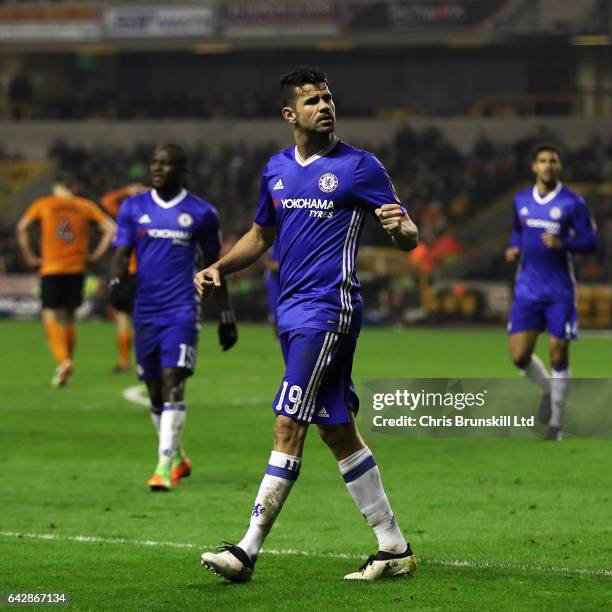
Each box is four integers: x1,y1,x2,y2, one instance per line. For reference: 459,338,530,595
1,321,611,611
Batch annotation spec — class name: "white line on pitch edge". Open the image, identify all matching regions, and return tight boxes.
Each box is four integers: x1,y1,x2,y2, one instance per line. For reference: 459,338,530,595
122,384,150,407
1,531,610,578
121,384,266,409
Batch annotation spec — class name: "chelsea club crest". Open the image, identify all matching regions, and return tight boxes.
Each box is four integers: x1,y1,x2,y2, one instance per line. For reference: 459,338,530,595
318,173,339,193
178,213,194,227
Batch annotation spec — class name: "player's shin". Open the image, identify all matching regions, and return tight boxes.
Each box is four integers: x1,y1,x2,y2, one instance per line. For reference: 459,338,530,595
237,451,301,560
339,447,407,554
158,402,186,470
44,320,70,364
550,367,570,428
65,323,77,358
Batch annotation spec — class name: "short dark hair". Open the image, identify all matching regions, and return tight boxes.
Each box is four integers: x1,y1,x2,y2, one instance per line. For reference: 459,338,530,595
531,142,563,162
280,66,329,107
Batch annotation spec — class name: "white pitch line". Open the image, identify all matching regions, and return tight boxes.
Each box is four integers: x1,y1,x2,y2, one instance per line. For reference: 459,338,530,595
121,384,267,409
122,384,150,407
1,531,610,578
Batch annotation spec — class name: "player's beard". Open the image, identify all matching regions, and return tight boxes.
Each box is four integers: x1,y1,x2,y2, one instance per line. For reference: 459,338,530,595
295,113,335,135
541,176,559,189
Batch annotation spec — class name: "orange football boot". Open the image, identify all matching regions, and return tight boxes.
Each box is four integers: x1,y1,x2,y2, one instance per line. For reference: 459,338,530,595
171,456,192,486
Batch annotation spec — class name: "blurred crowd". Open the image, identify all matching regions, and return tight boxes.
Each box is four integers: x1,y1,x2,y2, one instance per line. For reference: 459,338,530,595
37,91,282,122
1,71,369,121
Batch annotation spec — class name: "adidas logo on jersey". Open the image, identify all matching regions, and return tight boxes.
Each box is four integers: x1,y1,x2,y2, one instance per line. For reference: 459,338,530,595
273,178,284,190
519,207,529,216
138,214,152,224
317,406,329,418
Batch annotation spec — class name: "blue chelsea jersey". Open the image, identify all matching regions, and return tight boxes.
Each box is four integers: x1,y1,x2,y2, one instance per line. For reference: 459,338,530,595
114,189,221,323
510,183,597,301
255,137,402,336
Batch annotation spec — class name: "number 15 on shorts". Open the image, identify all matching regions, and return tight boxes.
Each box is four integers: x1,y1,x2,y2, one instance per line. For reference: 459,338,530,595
177,343,196,369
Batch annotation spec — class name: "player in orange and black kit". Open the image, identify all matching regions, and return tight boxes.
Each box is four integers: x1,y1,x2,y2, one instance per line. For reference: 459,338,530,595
16,176,116,386
101,183,148,372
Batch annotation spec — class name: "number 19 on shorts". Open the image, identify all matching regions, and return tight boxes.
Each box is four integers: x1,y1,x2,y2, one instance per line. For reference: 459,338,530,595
275,381,303,415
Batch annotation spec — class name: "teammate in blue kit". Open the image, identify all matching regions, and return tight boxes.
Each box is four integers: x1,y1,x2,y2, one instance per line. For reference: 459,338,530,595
196,67,419,581
506,143,597,440
110,144,237,491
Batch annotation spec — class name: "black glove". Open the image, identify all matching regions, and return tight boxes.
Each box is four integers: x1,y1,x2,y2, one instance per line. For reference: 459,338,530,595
108,276,134,313
218,310,238,351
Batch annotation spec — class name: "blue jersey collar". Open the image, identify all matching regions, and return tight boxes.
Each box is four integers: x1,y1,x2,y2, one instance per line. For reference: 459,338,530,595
151,188,188,209
294,136,339,167
532,182,562,205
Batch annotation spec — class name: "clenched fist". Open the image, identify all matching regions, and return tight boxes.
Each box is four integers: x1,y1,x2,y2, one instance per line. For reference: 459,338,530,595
376,204,405,237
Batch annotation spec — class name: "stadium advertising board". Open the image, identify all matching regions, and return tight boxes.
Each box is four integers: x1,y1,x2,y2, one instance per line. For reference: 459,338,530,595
0,5,101,41
223,1,339,36
222,1,514,36
344,0,519,31
104,6,217,39
0,275,39,317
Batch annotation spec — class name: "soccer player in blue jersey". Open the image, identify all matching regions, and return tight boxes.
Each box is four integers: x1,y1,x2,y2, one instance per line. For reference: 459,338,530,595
196,67,419,581
506,143,597,440
110,144,237,491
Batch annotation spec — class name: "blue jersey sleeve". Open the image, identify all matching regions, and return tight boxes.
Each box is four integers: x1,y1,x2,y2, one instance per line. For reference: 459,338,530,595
510,200,522,248
197,207,222,262
113,196,135,247
254,166,275,227
564,197,598,253
354,153,402,213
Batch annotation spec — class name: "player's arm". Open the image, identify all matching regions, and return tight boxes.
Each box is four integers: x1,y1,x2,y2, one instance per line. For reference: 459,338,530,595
194,223,276,297
354,153,418,252
108,199,135,310
15,211,42,268
376,204,418,252
110,245,132,279
543,198,598,252
88,218,117,263
201,253,238,351
195,207,240,349
108,245,133,311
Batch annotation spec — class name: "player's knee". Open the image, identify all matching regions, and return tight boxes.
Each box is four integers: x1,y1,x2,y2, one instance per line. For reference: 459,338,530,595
145,381,163,408
318,424,360,456
161,371,185,402
164,384,184,403
149,392,163,408
549,343,569,371
274,416,306,447
509,347,531,369
318,425,341,448
550,353,568,371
